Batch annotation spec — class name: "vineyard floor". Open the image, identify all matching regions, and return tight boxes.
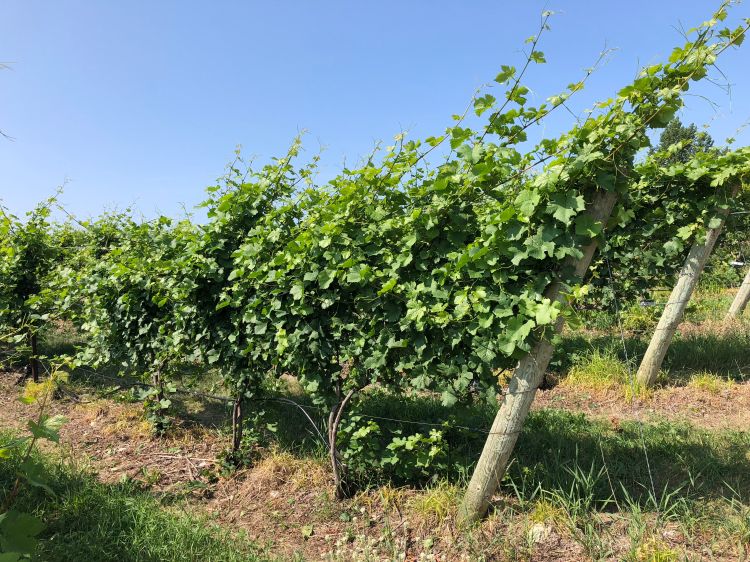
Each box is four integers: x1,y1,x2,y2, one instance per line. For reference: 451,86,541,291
3,362,749,560
534,380,750,432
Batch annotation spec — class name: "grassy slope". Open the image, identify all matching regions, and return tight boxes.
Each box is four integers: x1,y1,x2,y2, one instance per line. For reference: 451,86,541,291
0,432,271,562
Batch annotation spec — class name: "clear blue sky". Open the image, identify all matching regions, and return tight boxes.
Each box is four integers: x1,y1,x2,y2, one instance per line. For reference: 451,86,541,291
1,1,748,219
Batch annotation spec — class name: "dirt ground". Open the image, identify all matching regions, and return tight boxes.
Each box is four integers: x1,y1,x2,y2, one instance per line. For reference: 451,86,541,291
534,382,750,432
2,373,748,561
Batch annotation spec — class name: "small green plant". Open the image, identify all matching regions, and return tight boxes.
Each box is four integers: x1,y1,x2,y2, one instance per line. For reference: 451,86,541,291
218,410,276,472
527,498,564,524
0,364,68,560
700,259,742,293
407,481,460,523
634,538,679,562
339,415,449,484
621,303,660,333
137,381,176,434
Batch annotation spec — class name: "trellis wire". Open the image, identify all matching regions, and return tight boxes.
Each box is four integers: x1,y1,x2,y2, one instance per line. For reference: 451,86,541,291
35,365,526,441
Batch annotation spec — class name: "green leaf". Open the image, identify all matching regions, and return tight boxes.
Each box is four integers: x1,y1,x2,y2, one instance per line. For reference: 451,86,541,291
317,269,336,289
19,460,55,495
514,190,541,216
441,390,458,407
474,94,496,116
506,316,534,343
290,282,305,300
494,65,515,84
378,277,398,296
0,510,44,556
534,300,558,325
530,50,546,64
547,192,585,224
346,269,362,283
27,415,67,444
574,215,603,238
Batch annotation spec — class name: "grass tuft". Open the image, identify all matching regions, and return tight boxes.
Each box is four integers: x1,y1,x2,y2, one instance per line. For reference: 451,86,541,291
527,498,564,525
407,480,460,524
562,349,652,401
635,537,679,562
688,372,734,394
563,349,630,390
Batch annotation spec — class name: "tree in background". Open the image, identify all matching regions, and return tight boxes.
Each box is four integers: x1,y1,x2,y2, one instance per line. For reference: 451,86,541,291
650,117,715,165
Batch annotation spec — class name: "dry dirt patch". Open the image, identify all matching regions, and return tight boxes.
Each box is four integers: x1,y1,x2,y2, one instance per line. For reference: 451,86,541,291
534,381,750,431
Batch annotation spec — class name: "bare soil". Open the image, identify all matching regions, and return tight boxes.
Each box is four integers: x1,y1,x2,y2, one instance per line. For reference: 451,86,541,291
534,382,750,432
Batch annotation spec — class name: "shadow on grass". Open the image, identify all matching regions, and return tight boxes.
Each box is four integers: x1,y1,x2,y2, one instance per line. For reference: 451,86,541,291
252,387,750,510
553,324,750,385
510,409,750,509
665,329,750,382
40,325,750,515
57,358,750,511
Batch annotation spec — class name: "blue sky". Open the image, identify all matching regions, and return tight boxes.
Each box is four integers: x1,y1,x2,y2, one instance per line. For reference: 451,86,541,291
1,1,748,219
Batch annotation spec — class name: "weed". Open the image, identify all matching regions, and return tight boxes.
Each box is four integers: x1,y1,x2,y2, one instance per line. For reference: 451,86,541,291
634,537,679,562
528,498,565,525
563,349,630,390
140,467,162,487
622,303,660,333
407,480,460,523
562,348,651,400
688,372,733,394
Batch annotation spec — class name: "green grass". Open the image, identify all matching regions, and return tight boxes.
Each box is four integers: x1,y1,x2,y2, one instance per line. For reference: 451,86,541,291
688,372,735,393
665,327,750,381
248,382,750,511
0,432,273,562
561,348,631,390
554,318,750,386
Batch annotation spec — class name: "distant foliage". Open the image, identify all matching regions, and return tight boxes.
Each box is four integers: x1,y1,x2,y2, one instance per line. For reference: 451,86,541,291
587,147,750,305
649,117,716,165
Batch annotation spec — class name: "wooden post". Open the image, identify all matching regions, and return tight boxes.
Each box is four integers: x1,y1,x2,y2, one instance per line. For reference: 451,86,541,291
458,189,617,525
726,266,750,319
231,396,243,454
636,186,738,388
152,370,164,402
17,330,40,384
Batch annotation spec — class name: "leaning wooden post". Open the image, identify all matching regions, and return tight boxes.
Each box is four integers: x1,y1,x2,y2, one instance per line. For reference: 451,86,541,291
726,265,750,319
458,189,617,525
636,185,739,388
